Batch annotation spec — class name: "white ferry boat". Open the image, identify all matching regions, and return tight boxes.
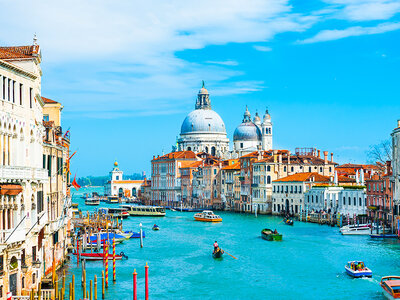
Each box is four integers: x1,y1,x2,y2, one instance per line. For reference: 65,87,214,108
120,205,166,217
193,210,222,222
85,197,100,206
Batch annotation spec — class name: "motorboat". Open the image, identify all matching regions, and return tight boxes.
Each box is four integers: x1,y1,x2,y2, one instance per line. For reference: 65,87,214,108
340,224,391,235
381,276,400,299
261,228,282,241
85,197,100,206
344,261,372,278
120,205,166,217
194,210,222,222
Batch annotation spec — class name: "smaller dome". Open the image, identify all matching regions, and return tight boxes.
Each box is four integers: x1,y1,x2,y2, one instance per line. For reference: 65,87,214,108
199,87,209,94
233,122,262,142
263,109,271,121
253,112,261,125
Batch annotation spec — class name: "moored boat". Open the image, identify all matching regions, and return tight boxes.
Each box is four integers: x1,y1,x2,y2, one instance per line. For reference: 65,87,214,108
85,197,100,206
344,261,372,278
261,228,282,241
73,252,127,261
120,205,166,217
194,210,222,222
283,218,293,226
381,276,400,299
370,233,398,239
212,248,224,259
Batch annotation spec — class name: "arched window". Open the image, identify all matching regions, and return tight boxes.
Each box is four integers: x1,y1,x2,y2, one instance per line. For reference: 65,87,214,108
187,147,191,151
211,146,216,156
267,176,271,184
267,165,271,172
205,146,209,153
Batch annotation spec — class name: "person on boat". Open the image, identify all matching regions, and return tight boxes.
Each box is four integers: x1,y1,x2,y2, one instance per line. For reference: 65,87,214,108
213,241,219,252
153,224,158,228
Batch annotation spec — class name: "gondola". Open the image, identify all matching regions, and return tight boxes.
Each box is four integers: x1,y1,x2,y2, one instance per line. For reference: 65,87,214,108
283,218,294,226
212,248,224,259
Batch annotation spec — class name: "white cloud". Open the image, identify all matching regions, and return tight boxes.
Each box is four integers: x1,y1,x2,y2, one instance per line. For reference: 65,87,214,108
323,0,400,21
298,22,400,44
253,45,272,52
205,60,239,66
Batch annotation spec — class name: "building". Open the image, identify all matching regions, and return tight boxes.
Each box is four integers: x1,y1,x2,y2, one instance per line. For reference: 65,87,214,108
392,120,400,218
220,160,240,211
177,83,229,157
151,151,200,207
272,173,331,215
42,97,71,283
104,162,144,198
233,107,272,156
0,39,71,297
139,178,151,205
366,161,393,227
180,161,203,208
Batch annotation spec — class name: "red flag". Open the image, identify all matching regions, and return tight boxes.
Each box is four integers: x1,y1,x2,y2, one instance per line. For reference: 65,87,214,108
72,174,81,190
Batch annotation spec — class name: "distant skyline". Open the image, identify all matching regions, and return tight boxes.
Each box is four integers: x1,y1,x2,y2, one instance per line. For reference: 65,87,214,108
1,0,399,176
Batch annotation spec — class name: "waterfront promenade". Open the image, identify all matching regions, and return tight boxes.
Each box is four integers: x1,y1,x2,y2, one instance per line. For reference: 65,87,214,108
68,188,399,299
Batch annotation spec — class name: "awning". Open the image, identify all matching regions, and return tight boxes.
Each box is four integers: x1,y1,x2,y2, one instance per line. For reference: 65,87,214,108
0,184,23,196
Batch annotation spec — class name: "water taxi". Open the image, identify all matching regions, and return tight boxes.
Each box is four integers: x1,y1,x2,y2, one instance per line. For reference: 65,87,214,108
344,261,372,278
261,228,282,241
340,224,371,235
120,205,166,217
85,197,100,206
194,210,222,222
381,276,400,299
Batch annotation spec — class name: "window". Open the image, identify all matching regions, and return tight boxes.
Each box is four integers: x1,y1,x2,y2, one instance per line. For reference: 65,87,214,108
32,246,37,261
294,186,297,193
299,186,302,193
290,186,293,193
308,167,312,172
267,176,271,184
284,166,287,172
267,166,271,172
320,167,322,172
2,77,5,99
12,81,15,103
7,79,11,101
354,197,356,206
311,195,314,203
19,83,23,105
343,197,345,205
214,169,217,175
42,155,46,169
291,166,294,172
359,197,362,206
43,115,49,121
47,155,52,177
240,143,243,148
29,88,33,108
348,197,351,205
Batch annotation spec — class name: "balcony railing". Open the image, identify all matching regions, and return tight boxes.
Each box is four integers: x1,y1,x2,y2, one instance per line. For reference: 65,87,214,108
0,166,48,181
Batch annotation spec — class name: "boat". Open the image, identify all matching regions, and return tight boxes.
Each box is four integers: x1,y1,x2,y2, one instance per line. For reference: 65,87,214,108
212,248,224,259
152,225,160,231
261,228,282,241
344,261,372,278
123,231,145,238
73,252,128,261
340,224,391,235
106,196,119,204
120,205,166,217
89,232,129,244
283,218,293,226
370,233,398,239
381,276,400,299
106,208,129,219
194,210,222,222
85,197,100,206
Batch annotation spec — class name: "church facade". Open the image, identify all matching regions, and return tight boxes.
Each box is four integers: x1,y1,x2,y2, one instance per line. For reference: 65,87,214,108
177,82,273,157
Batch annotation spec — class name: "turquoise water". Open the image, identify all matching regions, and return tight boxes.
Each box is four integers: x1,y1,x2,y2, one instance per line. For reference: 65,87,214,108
65,188,400,299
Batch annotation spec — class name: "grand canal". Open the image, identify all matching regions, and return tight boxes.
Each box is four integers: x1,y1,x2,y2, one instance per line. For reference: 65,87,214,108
66,188,400,299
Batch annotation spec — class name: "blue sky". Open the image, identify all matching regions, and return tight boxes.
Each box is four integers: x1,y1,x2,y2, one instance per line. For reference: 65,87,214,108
1,0,400,176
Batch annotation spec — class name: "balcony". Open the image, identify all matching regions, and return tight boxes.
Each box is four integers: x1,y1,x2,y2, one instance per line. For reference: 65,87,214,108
0,166,48,182
225,179,234,184
0,227,26,244
251,183,259,188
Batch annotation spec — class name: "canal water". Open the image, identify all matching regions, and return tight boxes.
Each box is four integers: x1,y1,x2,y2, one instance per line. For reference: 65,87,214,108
65,187,400,299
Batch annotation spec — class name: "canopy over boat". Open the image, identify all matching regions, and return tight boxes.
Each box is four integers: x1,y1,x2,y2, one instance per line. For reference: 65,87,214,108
345,261,372,278
381,276,400,299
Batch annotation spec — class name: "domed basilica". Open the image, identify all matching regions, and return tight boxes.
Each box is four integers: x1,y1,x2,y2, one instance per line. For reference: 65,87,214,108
177,82,273,158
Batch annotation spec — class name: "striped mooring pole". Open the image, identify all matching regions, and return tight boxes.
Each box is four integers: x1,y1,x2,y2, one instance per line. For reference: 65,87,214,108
113,237,116,282
105,241,109,288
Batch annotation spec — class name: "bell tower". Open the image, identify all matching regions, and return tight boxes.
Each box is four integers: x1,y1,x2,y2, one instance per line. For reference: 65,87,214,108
261,109,273,150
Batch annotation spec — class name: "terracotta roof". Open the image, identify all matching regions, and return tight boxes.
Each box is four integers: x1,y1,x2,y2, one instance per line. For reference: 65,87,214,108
42,97,59,104
256,154,336,165
114,180,144,184
222,162,240,170
273,172,330,183
153,151,198,161
180,161,203,169
338,176,356,183
0,45,39,59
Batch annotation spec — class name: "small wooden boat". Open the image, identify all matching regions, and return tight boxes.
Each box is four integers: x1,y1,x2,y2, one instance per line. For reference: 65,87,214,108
283,218,293,226
371,233,398,239
194,210,222,222
212,248,224,259
381,276,400,299
345,261,372,278
261,228,282,241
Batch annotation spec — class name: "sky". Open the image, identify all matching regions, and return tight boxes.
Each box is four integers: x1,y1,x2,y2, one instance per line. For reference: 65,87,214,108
1,0,399,176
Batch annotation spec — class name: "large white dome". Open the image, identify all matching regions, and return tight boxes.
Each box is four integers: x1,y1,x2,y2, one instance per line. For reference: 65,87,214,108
180,109,226,134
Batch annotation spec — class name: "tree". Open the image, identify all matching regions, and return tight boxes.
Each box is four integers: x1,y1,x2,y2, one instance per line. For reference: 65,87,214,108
367,139,392,165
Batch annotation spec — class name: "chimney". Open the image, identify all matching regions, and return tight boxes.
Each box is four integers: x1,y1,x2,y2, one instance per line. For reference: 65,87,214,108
273,150,278,163
330,153,333,162
317,150,320,158
323,151,328,164
288,151,291,164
